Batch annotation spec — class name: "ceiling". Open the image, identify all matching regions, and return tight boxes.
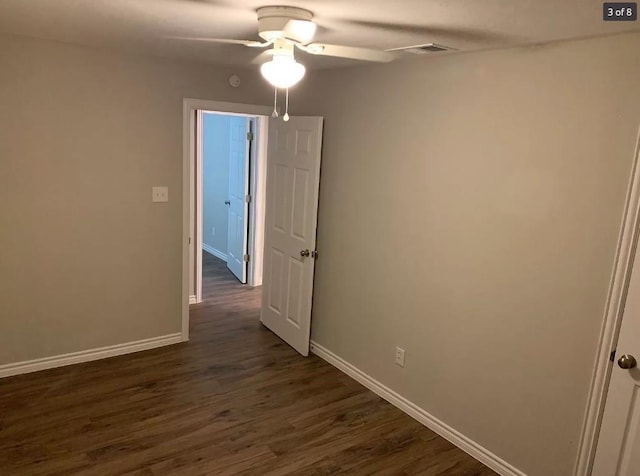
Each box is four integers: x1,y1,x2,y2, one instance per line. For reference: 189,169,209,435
0,0,638,69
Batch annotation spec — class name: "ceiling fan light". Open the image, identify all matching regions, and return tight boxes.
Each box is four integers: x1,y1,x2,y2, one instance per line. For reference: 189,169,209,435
260,56,306,88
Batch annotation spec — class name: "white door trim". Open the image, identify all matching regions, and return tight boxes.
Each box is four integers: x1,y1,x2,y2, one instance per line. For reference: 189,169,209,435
182,99,271,342
247,117,268,287
575,126,640,475
195,109,204,304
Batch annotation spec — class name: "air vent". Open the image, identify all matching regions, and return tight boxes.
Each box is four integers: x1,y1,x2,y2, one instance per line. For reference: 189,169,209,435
390,43,456,55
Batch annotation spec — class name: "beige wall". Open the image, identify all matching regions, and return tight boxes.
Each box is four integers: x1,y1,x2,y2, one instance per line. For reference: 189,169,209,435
0,35,270,364
296,32,640,475
3,28,640,476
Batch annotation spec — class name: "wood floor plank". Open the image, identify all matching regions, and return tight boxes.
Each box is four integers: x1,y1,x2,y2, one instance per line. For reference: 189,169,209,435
0,251,496,475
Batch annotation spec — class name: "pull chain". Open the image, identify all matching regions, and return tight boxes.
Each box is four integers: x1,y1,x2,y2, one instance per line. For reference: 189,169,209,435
271,87,279,118
283,88,290,122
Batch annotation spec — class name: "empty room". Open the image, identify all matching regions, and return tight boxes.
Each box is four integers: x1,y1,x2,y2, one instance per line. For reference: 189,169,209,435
1,1,639,475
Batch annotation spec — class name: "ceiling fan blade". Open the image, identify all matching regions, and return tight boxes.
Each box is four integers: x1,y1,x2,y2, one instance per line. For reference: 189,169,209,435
333,20,509,43
251,50,275,65
305,43,396,63
174,0,235,5
166,37,268,47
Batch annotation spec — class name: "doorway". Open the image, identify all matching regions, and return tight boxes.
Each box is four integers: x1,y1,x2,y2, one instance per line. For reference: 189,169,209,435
181,98,325,357
189,107,270,306
199,112,259,287
182,100,271,342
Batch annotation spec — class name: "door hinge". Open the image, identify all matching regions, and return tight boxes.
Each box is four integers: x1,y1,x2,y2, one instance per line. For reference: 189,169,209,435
243,254,250,262
245,194,252,204
247,131,254,141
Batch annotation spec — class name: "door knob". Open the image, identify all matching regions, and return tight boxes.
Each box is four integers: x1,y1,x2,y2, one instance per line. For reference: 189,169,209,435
618,354,637,370
224,200,231,206
300,249,310,257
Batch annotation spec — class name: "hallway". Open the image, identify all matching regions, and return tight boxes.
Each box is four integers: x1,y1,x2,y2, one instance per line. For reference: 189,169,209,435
199,250,261,304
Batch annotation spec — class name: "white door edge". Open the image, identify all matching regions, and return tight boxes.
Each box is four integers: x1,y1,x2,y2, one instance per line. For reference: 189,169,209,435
575,125,640,476
226,116,250,283
195,109,204,304
247,117,268,287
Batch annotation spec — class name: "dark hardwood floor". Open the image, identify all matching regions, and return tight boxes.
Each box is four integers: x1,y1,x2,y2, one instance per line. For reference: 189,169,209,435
0,251,496,475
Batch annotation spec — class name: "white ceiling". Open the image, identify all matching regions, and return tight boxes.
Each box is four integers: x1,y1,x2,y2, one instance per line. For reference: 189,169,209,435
0,0,638,69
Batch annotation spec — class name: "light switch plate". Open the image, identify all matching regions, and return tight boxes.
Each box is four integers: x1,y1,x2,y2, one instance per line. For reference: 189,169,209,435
152,186,168,202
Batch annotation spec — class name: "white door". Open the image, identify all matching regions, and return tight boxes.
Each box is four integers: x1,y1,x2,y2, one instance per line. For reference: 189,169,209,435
260,116,323,356
226,117,250,283
593,245,640,475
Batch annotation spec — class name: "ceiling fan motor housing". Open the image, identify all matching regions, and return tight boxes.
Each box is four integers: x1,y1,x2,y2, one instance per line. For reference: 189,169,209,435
257,6,314,42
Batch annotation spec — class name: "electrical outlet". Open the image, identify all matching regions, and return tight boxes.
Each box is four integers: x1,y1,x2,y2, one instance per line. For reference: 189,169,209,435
395,347,405,367
211,227,216,237
151,186,168,203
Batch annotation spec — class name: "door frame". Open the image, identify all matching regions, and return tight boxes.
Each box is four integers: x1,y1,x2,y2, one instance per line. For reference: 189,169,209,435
575,126,640,475
182,99,271,341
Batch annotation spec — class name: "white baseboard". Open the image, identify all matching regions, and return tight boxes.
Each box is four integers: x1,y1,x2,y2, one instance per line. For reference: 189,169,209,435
202,243,227,262
310,341,526,476
189,295,197,305
0,333,183,379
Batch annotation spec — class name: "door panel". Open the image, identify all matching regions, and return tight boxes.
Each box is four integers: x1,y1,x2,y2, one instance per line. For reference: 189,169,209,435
268,248,285,313
292,168,310,239
260,116,323,356
593,244,640,475
226,117,250,283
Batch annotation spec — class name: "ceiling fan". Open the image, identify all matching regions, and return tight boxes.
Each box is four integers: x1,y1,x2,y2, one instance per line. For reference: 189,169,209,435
172,6,397,90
